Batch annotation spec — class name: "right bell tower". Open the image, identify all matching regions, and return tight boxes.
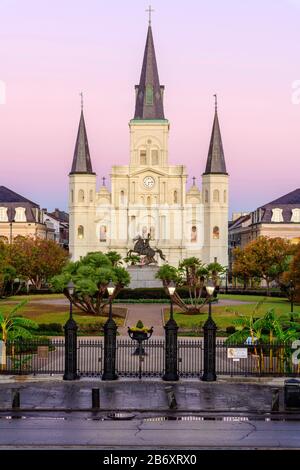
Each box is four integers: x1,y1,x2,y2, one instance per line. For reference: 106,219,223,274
202,96,229,267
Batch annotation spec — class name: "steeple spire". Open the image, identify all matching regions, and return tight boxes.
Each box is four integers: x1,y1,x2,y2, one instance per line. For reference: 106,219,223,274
134,22,165,120
70,103,94,175
203,96,227,175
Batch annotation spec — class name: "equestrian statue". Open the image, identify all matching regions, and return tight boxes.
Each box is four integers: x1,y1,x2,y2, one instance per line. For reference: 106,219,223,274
127,234,166,265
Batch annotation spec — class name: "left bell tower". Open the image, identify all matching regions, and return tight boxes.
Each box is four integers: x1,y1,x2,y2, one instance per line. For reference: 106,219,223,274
69,97,96,260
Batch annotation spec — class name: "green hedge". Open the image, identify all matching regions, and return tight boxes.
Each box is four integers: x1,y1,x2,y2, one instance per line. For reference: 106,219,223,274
114,287,210,300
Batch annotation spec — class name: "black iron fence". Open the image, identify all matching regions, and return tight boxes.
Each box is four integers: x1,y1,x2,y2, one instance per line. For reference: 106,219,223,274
1,338,299,378
2,339,65,375
217,341,300,377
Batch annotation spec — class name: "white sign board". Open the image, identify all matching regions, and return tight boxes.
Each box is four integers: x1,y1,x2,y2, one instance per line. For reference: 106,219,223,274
0,340,6,365
227,347,248,359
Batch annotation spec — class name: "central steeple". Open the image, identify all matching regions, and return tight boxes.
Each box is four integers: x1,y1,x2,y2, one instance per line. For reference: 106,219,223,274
134,24,165,120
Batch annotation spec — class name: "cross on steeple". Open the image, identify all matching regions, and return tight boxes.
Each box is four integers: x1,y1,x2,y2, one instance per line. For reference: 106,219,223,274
192,176,196,186
146,5,154,25
80,91,84,111
102,176,106,186
213,93,217,112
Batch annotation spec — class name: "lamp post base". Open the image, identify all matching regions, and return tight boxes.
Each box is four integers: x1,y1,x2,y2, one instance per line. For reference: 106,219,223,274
102,372,118,381
201,372,216,382
63,372,79,381
163,372,179,382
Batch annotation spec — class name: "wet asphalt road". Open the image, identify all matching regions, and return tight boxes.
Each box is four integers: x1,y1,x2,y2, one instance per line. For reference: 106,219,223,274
0,412,300,449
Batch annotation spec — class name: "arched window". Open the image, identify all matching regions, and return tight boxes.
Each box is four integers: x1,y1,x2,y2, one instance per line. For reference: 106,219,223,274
15,207,26,222
0,207,8,222
71,190,74,203
78,225,84,239
213,226,220,239
191,226,197,242
147,196,151,206
271,208,283,222
205,190,209,203
174,190,178,204
291,208,300,223
100,225,107,242
213,189,220,203
78,189,84,203
120,190,125,205
89,190,93,202
223,190,227,203
140,150,147,165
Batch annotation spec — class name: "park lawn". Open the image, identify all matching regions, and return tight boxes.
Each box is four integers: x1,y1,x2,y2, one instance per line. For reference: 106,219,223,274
8,293,65,301
219,294,292,303
164,296,300,334
0,300,125,327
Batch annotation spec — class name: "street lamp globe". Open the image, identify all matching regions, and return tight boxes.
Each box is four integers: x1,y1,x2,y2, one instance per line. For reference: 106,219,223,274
67,280,75,296
167,281,176,296
206,285,215,297
107,280,115,297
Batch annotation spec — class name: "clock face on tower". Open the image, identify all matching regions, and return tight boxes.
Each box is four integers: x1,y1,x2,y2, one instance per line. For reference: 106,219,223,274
143,176,155,189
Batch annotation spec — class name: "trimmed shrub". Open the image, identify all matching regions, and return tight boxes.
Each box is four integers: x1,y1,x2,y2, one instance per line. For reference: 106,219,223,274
226,326,236,335
78,322,104,334
37,323,63,333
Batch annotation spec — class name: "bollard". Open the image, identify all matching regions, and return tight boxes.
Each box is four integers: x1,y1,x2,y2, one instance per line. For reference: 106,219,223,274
165,386,177,410
12,389,20,409
271,388,279,412
92,388,100,409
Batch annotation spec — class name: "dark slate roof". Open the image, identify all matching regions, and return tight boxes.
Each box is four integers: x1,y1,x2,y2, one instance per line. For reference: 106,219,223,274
203,109,227,175
0,186,39,207
257,188,300,223
263,188,300,206
47,209,69,223
134,25,165,120
70,111,94,174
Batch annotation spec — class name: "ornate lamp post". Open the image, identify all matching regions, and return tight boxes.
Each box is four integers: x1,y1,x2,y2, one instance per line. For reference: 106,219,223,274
102,281,118,381
163,281,179,381
9,207,15,245
63,281,78,381
202,284,217,382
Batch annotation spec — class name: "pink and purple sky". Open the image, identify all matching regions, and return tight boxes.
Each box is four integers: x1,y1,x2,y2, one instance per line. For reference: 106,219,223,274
0,0,299,216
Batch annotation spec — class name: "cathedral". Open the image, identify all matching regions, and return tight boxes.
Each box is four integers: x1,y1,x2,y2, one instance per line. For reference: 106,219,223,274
69,22,229,268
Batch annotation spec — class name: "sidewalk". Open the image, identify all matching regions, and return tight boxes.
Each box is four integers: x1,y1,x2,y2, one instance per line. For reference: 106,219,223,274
119,303,165,336
0,379,287,412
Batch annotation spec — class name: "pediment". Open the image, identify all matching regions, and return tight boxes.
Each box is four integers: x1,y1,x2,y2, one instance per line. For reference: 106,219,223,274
130,167,168,177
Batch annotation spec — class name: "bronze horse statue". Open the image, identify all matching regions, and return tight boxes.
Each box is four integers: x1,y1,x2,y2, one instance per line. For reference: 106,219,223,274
127,234,166,265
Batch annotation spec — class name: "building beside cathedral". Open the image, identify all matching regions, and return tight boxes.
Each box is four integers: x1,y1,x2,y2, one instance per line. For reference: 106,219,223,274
69,23,229,267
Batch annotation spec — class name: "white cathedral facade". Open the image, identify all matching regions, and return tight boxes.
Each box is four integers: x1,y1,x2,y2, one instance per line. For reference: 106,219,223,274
69,23,229,267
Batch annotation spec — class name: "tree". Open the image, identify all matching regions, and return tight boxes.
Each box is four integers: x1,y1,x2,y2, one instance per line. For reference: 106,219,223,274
0,241,19,298
105,251,123,267
124,253,141,266
9,237,69,290
232,237,293,295
0,301,38,342
51,251,130,315
156,258,226,314
232,247,256,289
284,243,300,302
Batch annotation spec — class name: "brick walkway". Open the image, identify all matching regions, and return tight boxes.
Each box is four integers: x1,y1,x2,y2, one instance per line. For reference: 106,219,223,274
119,304,165,337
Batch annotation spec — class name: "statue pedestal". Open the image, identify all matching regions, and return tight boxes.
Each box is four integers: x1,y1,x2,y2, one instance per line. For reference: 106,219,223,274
127,265,162,289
